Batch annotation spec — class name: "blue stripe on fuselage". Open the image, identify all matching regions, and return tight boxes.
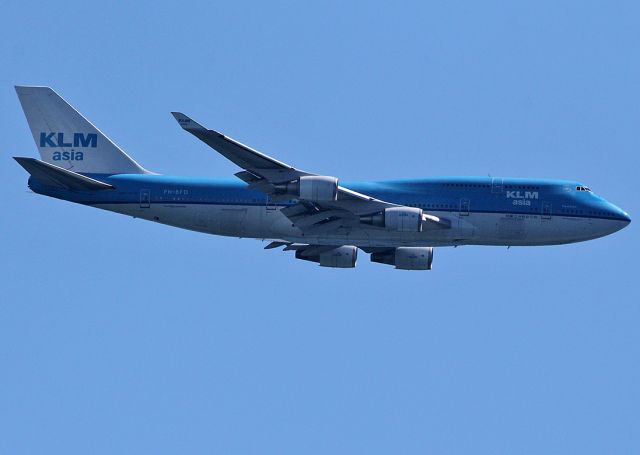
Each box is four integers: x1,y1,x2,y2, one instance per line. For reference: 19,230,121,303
27,174,629,222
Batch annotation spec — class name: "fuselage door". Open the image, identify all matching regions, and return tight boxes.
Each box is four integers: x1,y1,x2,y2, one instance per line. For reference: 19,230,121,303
266,195,278,212
491,178,504,194
459,198,470,216
140,189,151,208
542,201,552,220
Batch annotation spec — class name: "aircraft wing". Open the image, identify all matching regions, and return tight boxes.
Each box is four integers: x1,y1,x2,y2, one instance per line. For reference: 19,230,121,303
171,112,309,184
171,112,449,232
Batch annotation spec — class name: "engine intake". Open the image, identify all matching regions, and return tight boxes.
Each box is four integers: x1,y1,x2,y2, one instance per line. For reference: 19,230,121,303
295,245,357,268
371,247,433,270
361,207,423,232
275,175,338,202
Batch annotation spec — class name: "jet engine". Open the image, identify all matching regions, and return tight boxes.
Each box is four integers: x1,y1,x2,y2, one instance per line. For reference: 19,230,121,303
370,247,433,270
275,175,338,202
360,207,423,232
295,245,357,268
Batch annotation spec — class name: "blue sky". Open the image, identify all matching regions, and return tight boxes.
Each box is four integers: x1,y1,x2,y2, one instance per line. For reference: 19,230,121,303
1,1,638,454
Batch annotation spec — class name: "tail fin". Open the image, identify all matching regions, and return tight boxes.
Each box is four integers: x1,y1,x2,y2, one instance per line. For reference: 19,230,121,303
15,86,147,174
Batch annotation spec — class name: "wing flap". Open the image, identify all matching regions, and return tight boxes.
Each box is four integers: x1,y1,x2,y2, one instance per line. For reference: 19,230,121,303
292,209,353,228
264,240,289,250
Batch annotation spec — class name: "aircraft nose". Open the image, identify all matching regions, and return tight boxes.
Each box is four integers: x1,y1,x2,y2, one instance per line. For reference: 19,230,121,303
622,211,631,223
606,202,631,225
612,204,631,224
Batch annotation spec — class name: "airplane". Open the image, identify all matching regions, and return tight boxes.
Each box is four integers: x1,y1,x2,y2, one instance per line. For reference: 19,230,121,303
13,86,631,270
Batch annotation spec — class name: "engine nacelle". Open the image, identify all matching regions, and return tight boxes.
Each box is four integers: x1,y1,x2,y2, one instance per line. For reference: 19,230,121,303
296,245,358,268
276,176,338,202
370,247,433,270
361,207,423,232
299,176,338,201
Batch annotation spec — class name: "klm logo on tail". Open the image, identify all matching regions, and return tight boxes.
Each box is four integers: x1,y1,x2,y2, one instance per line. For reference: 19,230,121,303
40,132,97,161
40,132,97,148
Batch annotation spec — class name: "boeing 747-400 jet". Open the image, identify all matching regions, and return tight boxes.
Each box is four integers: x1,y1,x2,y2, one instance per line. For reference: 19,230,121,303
13,86,631,270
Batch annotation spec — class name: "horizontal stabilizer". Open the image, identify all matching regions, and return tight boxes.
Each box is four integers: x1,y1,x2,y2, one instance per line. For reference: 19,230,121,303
14,157,114,191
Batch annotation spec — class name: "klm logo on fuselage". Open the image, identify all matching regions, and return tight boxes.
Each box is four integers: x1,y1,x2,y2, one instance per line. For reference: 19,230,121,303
506,190,538,206
506,191,538,199
40,132,97,161
40,132,97,148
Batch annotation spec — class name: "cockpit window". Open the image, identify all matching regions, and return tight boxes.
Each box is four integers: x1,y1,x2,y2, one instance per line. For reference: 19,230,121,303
576,186,592,192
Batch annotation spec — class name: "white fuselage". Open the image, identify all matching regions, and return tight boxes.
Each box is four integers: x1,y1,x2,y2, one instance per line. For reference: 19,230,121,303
94,202,628,247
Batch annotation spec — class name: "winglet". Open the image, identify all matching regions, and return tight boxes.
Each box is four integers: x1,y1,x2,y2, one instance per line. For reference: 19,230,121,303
171,112,206,131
